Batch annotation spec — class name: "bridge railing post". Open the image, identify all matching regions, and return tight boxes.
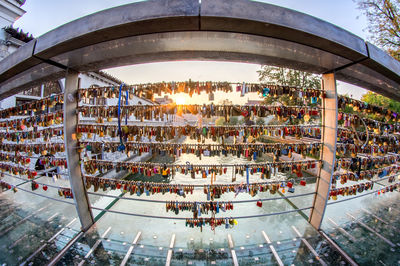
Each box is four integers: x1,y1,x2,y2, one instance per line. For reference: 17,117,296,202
64,69,94,230
309,72,338,229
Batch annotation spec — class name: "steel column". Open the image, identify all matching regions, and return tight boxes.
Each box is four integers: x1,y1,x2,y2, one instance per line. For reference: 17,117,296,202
309,73,338,229
346,213,396,247
120,231,142,266
261,231,284,266
227,234,239,266
64,69,94,230
327,218,356,242
165,234,176,266
292,226,328,266
78,226,112,265
318,230,358,266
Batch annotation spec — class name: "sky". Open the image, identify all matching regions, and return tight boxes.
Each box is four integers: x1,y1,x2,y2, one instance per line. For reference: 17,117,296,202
13,0,370,100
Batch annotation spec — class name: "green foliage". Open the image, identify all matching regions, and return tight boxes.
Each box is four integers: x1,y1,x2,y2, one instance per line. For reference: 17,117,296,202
256,66,322,125
228,117,239,125
228,116,246,125
263,94,298,106
342,105,356,114
257,65,322,108
357,0,400,60
361,91,400,113
257,65,321,89
215,116,246,125
256,117,265,125
215,117,226,126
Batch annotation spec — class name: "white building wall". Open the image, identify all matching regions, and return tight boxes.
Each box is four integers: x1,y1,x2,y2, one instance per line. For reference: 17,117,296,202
0,1,155,110
0,0,26,60
0,71,155,110
0,0,25,28
59,72,118,90
0,95,15,109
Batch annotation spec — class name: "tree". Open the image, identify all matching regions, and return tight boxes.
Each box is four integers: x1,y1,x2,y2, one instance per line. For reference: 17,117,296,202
257,66,321,89
361,91,400,113
257,66,321,108
215,117,226,126
256,117,265,125
357,0,400,60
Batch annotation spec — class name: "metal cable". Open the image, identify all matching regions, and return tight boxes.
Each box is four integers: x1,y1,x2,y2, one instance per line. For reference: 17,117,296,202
79,140,323,147
86,191,316,204
11,186,75,206
90,205,313,220
333,165,399,177
3,172,70,190
77,123,322,129
331,173,398,189
88,158,322,168
79,104,323,109
327,183,399,205
83,174,318,188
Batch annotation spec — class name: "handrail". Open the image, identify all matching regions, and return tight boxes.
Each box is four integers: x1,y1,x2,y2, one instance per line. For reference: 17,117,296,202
90,205,313,220
86,191,316,204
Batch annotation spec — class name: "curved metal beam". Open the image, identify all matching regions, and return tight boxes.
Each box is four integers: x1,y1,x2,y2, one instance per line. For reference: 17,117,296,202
0,0,399,100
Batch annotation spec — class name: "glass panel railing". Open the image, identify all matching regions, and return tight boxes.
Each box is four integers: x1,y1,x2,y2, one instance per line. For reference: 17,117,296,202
51,208,353,265
0,184,80,265
321,183,400,265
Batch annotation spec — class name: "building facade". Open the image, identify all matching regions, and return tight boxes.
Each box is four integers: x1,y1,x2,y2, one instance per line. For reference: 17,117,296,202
0,0,154,109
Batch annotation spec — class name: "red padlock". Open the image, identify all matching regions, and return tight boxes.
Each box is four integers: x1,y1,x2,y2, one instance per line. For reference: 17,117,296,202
300,180,306,186
287,182,293,188
256,201,262,207
43,185,48,191
32,182,39,190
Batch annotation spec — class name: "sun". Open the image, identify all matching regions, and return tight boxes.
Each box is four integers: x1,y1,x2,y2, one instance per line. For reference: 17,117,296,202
175,96,186,105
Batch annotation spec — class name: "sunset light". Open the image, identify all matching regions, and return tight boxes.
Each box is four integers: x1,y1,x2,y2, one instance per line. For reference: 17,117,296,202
175,96,186,105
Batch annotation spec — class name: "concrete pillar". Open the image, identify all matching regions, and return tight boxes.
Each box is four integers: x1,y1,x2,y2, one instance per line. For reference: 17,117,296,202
309,73,338,229
64,69,94,230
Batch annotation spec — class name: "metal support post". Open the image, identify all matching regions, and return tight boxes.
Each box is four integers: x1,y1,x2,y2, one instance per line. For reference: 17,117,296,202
120,231,142,266
165,234,176,266
309,73,338,229
227,234,239,266
327,218,356,242
0,204,49,237
64,69,94,230
361,208,388,224
21,218,78,266
78,226,112,266
292,226,327,266
318,230,358,266
261,231,284,266
346,213,396,247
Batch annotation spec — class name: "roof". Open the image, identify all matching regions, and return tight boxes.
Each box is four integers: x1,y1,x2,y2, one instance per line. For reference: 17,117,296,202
3,26,33,43
93,70,124,85
247,100,264,105
0,0,399,101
